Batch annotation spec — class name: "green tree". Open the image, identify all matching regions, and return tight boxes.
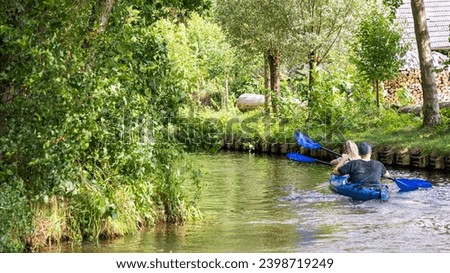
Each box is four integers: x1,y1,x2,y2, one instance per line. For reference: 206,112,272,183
214,0,361,114
383,0,404,18
352,8,408,108
154,13,235,110
286,0,362,85
215,0,291,113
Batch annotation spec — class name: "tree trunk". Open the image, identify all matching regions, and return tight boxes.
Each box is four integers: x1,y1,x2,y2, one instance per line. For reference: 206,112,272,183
267,50,281,113
411,0,440,126
264,52,270,89
224,78,229,110
307,49,317,108
375,79,380,109
308,49,316,88
264,52,271,114
99,0,115,33
85,0,115,44
84,0,116,70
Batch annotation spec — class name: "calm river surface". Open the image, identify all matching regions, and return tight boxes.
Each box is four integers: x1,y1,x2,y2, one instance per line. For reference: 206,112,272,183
52,152,450,253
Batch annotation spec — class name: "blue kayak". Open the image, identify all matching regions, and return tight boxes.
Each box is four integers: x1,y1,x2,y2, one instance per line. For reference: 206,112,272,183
329,175,389,201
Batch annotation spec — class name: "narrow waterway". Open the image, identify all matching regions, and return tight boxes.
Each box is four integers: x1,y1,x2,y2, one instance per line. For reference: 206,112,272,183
49,152,450,253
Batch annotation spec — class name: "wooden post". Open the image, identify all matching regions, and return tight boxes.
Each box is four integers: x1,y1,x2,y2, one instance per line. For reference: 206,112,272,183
434,156,445,170
396,148,411,166
261,142,270,153
280,143,289,154
418,155,429,168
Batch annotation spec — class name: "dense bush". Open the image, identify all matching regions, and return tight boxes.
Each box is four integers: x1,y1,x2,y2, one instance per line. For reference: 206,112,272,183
0,1,207,251
0,180,32,252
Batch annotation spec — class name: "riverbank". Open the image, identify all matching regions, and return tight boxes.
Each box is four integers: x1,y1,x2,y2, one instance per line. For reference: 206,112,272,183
176,106,450,171
217,121,450,171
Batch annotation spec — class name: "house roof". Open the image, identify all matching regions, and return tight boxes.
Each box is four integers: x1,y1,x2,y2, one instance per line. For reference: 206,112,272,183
396,0,450,50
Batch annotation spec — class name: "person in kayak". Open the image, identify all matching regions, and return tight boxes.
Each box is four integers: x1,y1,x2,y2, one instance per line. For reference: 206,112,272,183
330,140,361,165
332,142,391,186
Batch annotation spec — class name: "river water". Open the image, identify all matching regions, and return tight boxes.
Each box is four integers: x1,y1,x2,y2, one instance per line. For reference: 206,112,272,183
52,152,450,253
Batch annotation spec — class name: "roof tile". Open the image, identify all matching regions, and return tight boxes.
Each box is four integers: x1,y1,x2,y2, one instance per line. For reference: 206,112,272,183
396,0,450,50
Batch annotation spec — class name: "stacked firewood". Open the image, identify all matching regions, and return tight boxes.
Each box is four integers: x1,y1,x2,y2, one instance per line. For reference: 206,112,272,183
384,69,450,105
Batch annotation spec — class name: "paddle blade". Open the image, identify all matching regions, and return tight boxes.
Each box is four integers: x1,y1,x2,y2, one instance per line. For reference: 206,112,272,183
287,152,332,165
287,152,317,163
400,178,432,189
394,178,432,191
295,132,322,150
394,178,418,192
415,179,433,188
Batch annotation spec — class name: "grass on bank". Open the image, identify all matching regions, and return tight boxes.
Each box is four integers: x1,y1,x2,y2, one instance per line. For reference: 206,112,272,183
350,125,450,156
188,106,450,156
345,111,450,156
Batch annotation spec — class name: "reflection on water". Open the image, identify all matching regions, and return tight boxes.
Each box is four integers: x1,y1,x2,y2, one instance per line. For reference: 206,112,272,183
46,152,450,253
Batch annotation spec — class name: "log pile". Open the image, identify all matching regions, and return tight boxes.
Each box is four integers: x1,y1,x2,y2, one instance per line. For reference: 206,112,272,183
384,69,450,105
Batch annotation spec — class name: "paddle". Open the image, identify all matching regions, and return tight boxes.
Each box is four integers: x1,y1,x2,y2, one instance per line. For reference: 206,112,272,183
387,177,432,192
287,152,332,166
295,132,341,157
